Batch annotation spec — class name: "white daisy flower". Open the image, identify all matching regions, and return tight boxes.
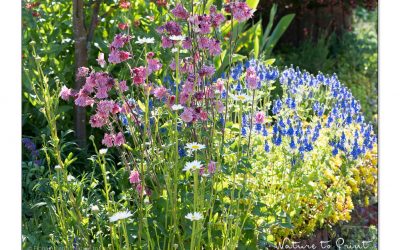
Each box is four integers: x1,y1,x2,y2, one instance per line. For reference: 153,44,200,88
185,212,203,221
109,210,133,222
91,205,100,213
169,35,186,41
231,94,251,103
99,148,108,155
185,142,206,151
135,37,155,44
67,175,75,182
183,160,202,172
54,165,62,171
171,104,184,111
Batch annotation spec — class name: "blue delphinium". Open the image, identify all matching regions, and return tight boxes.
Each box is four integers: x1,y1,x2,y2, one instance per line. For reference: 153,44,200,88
264,141,270,153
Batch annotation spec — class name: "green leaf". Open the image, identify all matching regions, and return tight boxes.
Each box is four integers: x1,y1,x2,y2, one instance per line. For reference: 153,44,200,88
262,3,278,48
246,0,260,9
264,14,295,57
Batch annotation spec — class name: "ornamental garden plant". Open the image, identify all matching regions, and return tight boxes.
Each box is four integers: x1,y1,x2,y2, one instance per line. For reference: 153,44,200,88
23,1,377,249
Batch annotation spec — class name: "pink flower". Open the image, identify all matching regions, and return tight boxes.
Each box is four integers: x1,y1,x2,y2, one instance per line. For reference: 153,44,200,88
108,49,131,64
136,184,144,194
161,36,173,48
199,65,215,78
179,92,189,105
95,86,109,99
168,95,176,107
118,23,128,30
119,51,131,62
129,170,141,184
207,161,216,174
210,5,225,27
131,66,147,85
182,81,194,94
254,111,265,124
189,15,211,34
97,100,115,116
215,78,225,92
182,37,192,49
226,2,254,23
246,67,258,90
89,114,107,128
114,132,125,146
199,110,208,121
119,0,130,9
77,67,89,78
97,53,106,68
180,108,194,123
110,33,131,49
198,37,210,49
215,100,225,114
119,80,129,92
171,4,189,19
75,90,94,107
60,86,71,101
112,103,121,114
147,58,162,74
154,86,167,100
102,133,114,147
208,39,221,56
164,21,182,35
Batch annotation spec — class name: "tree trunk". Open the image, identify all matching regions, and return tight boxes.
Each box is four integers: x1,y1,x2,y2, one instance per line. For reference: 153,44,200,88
73,0,88,148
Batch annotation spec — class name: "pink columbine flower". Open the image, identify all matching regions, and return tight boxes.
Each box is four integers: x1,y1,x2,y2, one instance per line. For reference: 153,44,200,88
180,108,194,123
246,67,258,90
208,39,221,56
226,2,254,23
168,95,176,107
75,90,94,107
254,111,265,124
95,86,109,99
136,184,144,194
131,66,147,85
182,37,192,49
171,4,189,20
199,65,215,78
89,114,107,128
118,22,128,30
198,37,210,49
112,103,121,114
60,86,71,101
114,132,125,146
119,80,129,92
119,0,130,9
108,49,131,64
110,33,131,49
102,133,114,148
154,86,167,100
215,78,225,92
129,170,141,184
97,100,115,116
97,53,106,68
77,67,89,78
161,36,173,48
179,92,189,105
210,5,225,27
147,58,162,74
215,100,225,114
208,161,216,174
199,110,208,121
